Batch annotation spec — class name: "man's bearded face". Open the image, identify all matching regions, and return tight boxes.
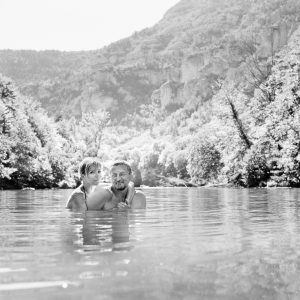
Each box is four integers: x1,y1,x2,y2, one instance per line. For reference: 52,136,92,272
111,165,131,190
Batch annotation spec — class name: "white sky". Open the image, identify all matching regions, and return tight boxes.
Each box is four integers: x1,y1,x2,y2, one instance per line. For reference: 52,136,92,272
0,0,179,51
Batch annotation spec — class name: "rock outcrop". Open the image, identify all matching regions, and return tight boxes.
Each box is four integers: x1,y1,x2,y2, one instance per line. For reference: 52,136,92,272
0,0,300,120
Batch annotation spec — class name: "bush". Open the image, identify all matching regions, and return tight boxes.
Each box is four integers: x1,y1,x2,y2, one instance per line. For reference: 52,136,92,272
173,150,189,179
242,145,269,187
187,138,222,183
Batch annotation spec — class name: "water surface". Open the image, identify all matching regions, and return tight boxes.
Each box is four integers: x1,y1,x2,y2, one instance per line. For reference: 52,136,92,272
1,188,300,299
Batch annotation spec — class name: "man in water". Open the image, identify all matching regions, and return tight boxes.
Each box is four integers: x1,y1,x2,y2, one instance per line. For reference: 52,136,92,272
101,160,146,210
68,160,146,211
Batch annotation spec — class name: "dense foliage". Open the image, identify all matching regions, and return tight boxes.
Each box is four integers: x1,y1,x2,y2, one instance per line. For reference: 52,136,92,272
1,0,300,120
0,76,110,188
1,0,300,188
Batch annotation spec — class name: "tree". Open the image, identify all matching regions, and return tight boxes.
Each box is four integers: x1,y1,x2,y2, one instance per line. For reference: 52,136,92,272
79,110,110,156
246,26,300,186
214,83,252,150
0,75,77,188
187,137,222,183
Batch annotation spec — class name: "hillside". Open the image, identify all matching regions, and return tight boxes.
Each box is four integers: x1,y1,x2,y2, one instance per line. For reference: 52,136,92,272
1,0,300,188
1,0,300,121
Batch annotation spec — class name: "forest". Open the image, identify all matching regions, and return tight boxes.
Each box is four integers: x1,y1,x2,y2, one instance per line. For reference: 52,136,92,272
1,0,300,189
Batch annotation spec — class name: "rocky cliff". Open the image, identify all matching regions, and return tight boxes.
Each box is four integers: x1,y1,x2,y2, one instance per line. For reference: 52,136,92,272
0,0,299,121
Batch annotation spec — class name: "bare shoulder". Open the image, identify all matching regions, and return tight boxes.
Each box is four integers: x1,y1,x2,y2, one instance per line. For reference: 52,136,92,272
90,186,112,199
131,191,146,209
66,190,86,210
87,186,113,210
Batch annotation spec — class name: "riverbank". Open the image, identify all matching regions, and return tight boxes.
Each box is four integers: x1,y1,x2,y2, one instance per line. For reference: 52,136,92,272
1,174,296,190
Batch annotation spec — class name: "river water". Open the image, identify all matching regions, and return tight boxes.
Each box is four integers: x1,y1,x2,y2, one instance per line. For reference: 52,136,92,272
0,187,300,299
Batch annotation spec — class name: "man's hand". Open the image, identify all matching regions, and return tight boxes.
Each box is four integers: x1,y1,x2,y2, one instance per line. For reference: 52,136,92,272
117,202,130,209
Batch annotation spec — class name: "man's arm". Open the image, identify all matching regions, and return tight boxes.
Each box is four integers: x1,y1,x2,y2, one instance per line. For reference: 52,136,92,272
118,189,146,209
124,181,135,205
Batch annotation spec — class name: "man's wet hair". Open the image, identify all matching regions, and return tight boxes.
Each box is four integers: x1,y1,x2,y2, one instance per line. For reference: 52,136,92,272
111,160,132,174
78,157,101,178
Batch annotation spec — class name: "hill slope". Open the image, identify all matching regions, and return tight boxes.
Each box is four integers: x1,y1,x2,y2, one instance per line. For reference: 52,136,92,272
0,0,300,121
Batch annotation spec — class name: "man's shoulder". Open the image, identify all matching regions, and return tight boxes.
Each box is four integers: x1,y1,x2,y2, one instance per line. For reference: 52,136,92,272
131,190,146,209
135,189,146,196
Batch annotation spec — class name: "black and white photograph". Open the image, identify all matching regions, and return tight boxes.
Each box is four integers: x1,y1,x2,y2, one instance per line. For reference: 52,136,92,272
1,0,300,299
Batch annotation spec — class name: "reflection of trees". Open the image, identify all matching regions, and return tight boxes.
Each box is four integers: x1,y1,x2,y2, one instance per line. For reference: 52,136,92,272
0,191,34,250
0,191,76,262
192,188,224,224
248,189,269,220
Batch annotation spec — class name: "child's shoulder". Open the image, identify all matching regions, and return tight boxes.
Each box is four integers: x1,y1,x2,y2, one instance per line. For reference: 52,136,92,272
66,186,85,209
70,185,85,196
95,185,113,195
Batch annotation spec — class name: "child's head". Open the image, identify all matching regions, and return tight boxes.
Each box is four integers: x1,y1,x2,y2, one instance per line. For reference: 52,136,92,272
78,157,102,179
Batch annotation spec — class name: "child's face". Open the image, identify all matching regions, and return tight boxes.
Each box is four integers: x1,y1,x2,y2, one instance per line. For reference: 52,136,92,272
83,166,101,186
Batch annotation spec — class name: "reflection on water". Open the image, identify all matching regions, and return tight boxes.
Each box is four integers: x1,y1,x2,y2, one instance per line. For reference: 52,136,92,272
1,188,300,299
70,210,132,252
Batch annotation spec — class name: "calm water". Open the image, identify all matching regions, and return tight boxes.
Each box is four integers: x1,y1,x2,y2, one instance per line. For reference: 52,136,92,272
1,188,300,300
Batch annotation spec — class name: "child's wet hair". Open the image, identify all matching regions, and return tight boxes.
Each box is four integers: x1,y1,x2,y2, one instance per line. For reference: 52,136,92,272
79,157,101,178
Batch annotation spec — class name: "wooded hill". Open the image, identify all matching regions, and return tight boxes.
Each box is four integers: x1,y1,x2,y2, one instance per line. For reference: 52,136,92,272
0,0,299,121
1,0,300,188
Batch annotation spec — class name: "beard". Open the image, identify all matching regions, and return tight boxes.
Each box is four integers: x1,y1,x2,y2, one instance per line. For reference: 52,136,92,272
114,182,126,190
